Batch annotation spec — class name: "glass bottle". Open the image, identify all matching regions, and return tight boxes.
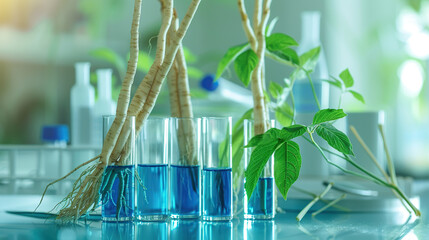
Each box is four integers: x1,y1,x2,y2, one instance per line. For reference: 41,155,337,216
293,11,330,177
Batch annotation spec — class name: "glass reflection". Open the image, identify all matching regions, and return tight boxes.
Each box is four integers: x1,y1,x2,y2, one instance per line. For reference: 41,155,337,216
244,220,275,240
170,220,201,240
102,222,135,240
202,221,232,240
136,221,168,240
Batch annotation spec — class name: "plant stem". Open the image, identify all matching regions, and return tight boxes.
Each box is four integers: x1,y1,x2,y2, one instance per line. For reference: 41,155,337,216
337,92,343,109
306,132,421,217
306,134,381,184
304,70,321,110
312,194,347,217
351,125,411,213
296,182,333,221
291,186,350,212
378,124,398,185
349,126,390,180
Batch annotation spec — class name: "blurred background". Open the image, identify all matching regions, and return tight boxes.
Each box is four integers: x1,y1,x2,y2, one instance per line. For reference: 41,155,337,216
1,0,429,178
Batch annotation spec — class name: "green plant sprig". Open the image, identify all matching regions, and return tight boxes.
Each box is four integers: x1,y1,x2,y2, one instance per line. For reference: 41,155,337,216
306,131,421,217
244,109,350,200
324,68,365,108
244,108,421,217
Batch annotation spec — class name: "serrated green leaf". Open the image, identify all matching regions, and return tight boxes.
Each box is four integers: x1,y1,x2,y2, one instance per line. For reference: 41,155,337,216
339,68,354,88
266,33,298,51
137,51,154,73
245,140,280,200
348,90,365,104
274,141,301,199
234,49,258,87
269,82,283,99
244,134,264,148
216,43,249,79
262,128,282,142
313,109,347,125
316,123,354,155
323,79,343,89
278,125,307,140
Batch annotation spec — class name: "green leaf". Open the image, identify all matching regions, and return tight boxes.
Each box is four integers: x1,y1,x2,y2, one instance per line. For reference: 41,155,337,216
265,17,279,36
348,90,365,104
137,51,154,73
323,79,343,89
183,47,197,64
269,82,283,99
290,46,321,80
216,43,249,79
234,49,259,87
339,68,354,88
244,134,264,148
274,141,301,199
90,48,126,78
268,48,300,66
266,33,298,51
278,125,307,141
316,123,354,155
245,140,280,200
313,109,347,125
300,46,321,71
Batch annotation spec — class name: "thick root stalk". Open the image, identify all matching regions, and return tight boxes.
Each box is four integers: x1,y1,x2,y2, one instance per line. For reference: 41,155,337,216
41,0,201,222
237,0,272,135
166,13,197,165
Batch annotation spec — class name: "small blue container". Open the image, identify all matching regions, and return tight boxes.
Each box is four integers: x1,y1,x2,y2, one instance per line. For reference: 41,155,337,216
136,117,170,221
244,177,275,218
169,117,202,219
101,165,135,222
136,164,168,220
202,168,232,219
202,117,233,221
243,120,276,220
170,165,200,218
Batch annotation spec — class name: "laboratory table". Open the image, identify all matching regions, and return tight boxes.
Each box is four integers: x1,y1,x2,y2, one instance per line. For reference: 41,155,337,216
1,182,429,240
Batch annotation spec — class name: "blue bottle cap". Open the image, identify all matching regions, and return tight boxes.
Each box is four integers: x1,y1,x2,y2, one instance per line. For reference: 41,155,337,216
41,125,69,143
200,74,219,92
